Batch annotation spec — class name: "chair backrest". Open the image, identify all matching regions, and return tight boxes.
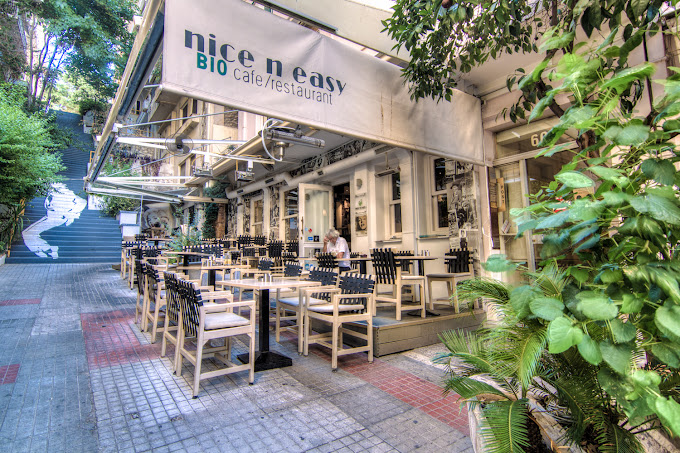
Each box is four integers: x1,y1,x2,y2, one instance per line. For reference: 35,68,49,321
283,263,302,278
308,267,339,286
394,250,413,272
268,240,283,258
253,235,266,246
316,252,337,269
163,272,180,324
286,240,299,256
147,266,162,301
445,249,473,274
282,252,297,265
238,235,253,249
176,278,202,338
135,260,147,294
371,248,398,284
338,273,375,311
257,259,274,271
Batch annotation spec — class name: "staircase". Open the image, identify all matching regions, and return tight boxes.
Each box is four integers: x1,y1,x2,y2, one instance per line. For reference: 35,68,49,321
6,112,122,264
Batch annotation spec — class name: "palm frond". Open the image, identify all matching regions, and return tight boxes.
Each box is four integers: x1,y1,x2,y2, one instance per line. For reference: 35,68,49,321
443,375,509,400
548,372,604,444
485,327,547,391
456,277,512,306
596,420,643,453
438,329,485,355
527,261,570,298
479,399,531,453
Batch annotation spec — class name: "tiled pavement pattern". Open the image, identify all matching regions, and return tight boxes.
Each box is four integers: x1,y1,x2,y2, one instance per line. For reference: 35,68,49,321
0,264,472,452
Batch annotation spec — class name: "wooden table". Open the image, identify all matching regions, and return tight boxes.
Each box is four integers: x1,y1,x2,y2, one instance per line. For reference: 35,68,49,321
393,255,437,276
216,277,321,371
200,264,249,286
300,256,372,274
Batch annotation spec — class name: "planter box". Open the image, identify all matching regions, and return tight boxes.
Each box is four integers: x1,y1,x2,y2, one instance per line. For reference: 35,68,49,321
467,400,584,453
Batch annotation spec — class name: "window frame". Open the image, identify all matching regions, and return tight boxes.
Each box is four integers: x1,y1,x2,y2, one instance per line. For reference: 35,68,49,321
280,187,299,241
429,156,449,234
388,171,402,237
251,196,264,236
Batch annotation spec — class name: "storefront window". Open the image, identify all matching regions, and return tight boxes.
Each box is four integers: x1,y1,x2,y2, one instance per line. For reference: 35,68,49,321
431,158,448,231
390,172,402,235
282,189,298,240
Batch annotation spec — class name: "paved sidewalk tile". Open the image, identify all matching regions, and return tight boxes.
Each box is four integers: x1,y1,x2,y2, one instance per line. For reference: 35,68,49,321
0,263,472,452
0,299,41,306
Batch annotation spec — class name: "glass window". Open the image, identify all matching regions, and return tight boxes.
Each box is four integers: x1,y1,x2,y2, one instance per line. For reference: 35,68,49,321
282,189,298,241
431,158,448,232
389,172,402,235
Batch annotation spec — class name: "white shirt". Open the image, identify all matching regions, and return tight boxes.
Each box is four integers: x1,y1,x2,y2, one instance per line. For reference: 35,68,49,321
327,237,350,268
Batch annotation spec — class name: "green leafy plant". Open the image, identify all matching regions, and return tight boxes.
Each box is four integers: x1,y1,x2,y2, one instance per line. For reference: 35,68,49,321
201,182,229,239
385,0,680,449
167,223,202,252
438,268,649,452
385,0,680,451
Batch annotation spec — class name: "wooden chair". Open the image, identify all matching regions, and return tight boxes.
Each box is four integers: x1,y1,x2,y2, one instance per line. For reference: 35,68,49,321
143,266,167,343
426,248,474,312
317,252,338,271
161,272,182,370
371,248,426,320
174,278,255,397
303,273,376,370
275,267,338,353
134,260,147,324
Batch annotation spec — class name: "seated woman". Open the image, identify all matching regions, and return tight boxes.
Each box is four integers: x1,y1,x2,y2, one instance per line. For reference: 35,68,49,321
322,228,351,273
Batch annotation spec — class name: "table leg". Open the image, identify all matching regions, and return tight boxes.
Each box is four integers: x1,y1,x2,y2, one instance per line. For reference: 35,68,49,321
238,288,293,371
183,255,189,267
359,261,367,274
208,269,215,287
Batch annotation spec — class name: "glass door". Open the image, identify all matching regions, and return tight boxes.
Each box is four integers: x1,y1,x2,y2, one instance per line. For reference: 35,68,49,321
298,183,333,257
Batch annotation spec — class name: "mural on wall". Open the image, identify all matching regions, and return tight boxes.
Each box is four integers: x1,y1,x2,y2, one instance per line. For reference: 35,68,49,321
268,184,282,240
289,139,380,178
142,206,174,230
445,161,478,251
22,183,88,259
226,199,238,236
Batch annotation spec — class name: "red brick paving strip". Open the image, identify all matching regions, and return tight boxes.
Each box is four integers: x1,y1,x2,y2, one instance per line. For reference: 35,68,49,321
308,344,470,435
82,309,161,369
0,298,41,306
0,364,20,385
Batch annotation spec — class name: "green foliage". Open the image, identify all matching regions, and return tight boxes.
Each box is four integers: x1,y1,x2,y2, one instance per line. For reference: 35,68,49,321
201,183,229,239
441,274,644,451
387,0,680,445
78,98,107,117
0,89,64,205
167,224,202,252
0,85,64,252
20,0,137,110
98,157,139,217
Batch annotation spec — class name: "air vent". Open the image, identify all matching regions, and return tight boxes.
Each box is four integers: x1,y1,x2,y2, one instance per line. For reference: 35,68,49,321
265,177,275,184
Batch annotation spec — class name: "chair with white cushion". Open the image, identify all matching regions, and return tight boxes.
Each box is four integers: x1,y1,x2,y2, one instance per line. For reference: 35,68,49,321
175,277,255,397
304,273,375,370
275,267,338,353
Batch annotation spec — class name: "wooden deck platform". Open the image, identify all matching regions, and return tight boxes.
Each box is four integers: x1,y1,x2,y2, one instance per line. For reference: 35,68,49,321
311,305,486,357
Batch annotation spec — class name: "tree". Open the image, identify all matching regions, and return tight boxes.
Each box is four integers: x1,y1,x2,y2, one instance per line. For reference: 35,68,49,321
384,0,680,444
0,1,27,82
19,0,136,111
0,83,63,251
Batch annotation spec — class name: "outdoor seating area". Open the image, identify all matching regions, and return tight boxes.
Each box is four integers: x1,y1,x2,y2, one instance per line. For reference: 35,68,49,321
118,235,484,397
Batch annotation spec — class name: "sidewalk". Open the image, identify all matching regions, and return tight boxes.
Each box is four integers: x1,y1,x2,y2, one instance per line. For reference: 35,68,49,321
0,264,472,452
